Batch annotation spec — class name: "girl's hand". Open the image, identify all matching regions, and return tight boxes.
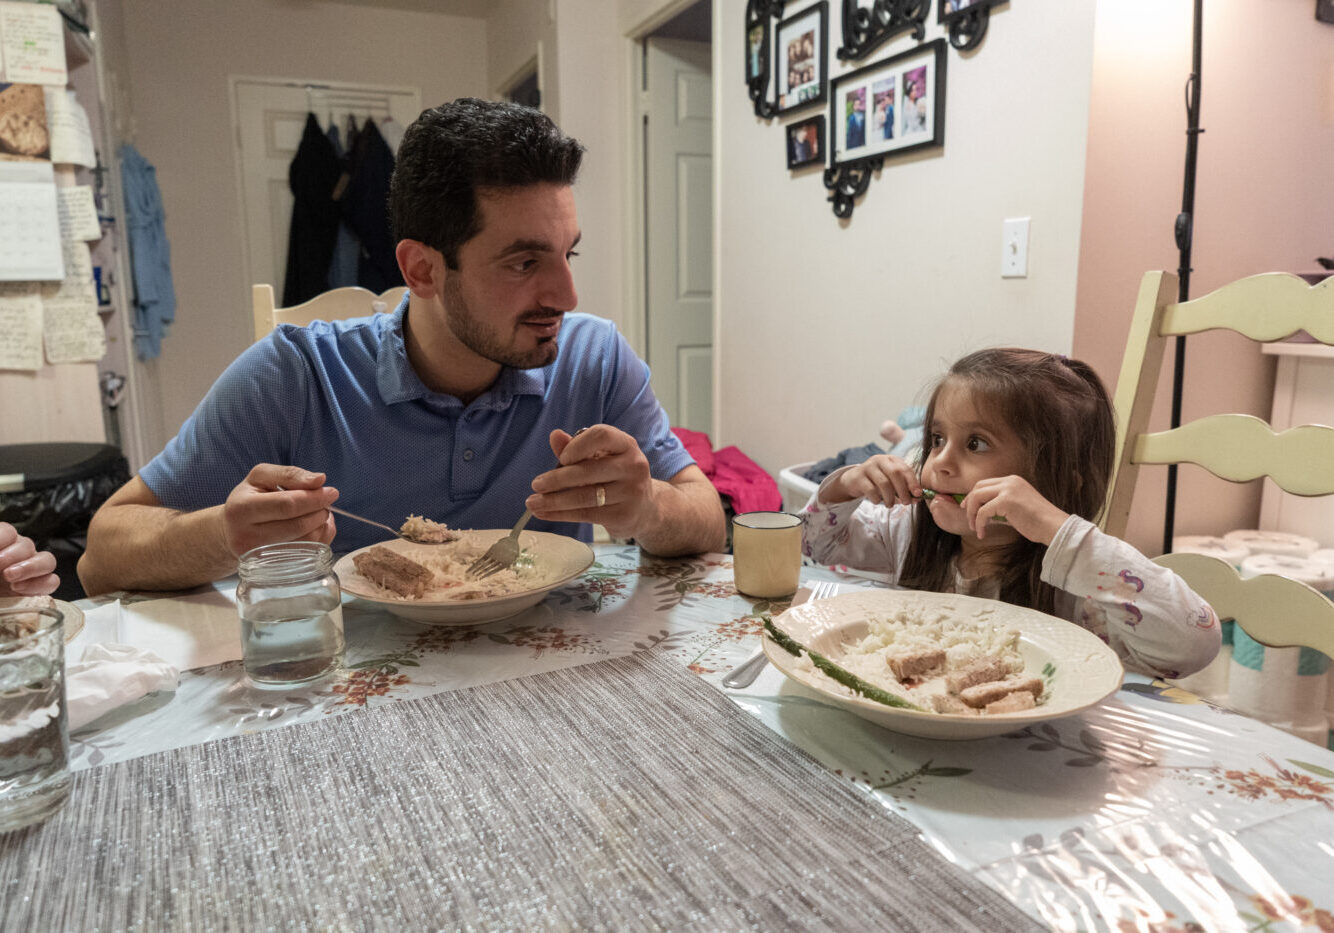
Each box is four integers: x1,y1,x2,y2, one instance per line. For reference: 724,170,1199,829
0,521,60,597
832,455,922,507
961,475,1069,544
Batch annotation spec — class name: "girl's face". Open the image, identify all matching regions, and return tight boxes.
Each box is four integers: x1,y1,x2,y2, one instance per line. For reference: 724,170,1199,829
921,380,1029,538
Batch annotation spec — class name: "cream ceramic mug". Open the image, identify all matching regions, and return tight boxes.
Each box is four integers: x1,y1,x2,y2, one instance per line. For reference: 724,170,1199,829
732,511,803,598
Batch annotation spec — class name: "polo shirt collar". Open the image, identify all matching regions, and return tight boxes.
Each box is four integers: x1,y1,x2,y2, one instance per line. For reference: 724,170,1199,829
375,295,549,409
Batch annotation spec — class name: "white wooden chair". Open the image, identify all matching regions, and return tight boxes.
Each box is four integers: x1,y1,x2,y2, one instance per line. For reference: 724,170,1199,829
251,284,407,342
1104,270,1334,657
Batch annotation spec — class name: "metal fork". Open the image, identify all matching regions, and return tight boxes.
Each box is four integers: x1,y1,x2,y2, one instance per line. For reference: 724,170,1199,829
467,508,534,579
722,579,840,689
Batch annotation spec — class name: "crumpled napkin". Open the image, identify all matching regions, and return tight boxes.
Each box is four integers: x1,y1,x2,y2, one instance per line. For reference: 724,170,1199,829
66,643,179,730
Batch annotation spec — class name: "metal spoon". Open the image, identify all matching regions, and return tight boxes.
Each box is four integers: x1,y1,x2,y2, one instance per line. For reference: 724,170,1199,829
275,486,453,544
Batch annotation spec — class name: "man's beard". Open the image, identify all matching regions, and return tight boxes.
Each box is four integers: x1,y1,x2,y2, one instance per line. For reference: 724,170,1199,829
443,275,560,370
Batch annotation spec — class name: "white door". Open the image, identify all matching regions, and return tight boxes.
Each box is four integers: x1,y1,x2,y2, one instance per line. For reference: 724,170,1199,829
230,79,421,300
644,39,713,433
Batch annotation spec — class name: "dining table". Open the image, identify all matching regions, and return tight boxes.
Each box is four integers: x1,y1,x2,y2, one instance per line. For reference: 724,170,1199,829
3,541,1333,931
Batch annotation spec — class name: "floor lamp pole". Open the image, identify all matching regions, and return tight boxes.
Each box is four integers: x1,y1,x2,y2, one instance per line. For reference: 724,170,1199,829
1164,0,1205,555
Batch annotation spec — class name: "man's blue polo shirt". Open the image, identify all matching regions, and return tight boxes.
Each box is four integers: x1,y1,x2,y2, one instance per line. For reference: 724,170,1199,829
139,299,694,552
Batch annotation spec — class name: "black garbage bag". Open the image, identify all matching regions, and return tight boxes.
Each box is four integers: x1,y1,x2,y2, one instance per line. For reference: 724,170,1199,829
0,443,130,600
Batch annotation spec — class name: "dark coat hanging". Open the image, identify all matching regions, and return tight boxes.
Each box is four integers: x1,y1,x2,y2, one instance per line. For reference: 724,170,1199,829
341,118,403,293
282,113,342,306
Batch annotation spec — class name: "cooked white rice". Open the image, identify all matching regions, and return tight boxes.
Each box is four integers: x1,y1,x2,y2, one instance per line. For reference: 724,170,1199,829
348,533,545,601
791,602,1027,711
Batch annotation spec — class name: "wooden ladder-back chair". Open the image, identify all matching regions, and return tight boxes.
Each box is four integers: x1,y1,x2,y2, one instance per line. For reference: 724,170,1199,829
1104,270,1334,658
251,284,408,342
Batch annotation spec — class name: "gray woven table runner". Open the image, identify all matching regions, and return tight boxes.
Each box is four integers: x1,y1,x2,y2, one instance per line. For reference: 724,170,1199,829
1,649,1041,932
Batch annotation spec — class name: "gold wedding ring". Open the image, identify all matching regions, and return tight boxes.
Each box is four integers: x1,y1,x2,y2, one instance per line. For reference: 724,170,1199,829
595,486,606,508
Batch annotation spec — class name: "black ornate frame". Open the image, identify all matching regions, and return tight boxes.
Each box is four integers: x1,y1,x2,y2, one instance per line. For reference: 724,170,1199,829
744,0,786,118
786,114,826,169
773,2,830,117
836,0,930,62
824,38,947,218
938,0,1005,52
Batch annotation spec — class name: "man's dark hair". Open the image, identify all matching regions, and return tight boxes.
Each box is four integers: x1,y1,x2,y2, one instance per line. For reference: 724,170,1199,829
389,98,585,269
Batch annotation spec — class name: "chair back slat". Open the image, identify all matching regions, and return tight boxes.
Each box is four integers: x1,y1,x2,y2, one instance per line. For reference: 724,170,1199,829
1133,415,1334,495
1155,552,1334,658
1160,272,1334,343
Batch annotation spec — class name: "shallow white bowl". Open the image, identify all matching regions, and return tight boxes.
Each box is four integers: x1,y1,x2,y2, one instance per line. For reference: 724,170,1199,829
763,588,1124,740
334,531,595,626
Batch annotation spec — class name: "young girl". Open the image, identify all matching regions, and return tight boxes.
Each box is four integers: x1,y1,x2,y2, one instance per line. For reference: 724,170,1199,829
801,348,1219,680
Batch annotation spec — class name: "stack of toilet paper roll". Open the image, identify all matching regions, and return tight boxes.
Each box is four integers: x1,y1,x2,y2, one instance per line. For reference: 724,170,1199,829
1223,532,1331,748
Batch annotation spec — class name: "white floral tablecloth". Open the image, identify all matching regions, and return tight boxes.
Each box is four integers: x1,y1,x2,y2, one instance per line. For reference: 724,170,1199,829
71,544,1334,933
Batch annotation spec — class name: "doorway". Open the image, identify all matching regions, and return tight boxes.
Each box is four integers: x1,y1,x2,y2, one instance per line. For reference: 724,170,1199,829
636,1,713,434
229,78,421,304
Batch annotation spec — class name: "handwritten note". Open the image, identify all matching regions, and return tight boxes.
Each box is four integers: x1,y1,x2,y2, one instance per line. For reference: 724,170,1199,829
0,282,43,370
0,2,65,86
44,87,95,166
56,184,99,240
41,238,103,363
0,161,63,281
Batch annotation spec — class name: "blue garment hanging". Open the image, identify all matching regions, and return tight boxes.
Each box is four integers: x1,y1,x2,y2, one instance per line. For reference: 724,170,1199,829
325,122,360,289
119,144,177,359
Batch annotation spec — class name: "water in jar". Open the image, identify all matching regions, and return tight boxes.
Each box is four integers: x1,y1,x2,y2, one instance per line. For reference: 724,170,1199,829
0,647,70,828
240,595,344,686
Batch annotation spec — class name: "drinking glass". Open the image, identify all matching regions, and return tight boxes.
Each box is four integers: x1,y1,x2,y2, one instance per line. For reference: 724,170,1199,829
0,606,71,833
236,542,344,687
732,511,803,598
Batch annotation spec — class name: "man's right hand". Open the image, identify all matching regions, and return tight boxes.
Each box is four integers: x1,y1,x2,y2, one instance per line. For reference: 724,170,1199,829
221,464,339,558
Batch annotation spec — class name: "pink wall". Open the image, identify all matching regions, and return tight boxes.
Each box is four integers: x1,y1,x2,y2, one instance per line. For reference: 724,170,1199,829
1074,0,1334,556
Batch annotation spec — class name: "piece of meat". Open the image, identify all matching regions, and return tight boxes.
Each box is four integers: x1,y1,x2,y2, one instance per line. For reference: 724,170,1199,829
931,694,978,715
945,655,1012,694
985,691,1038,714
352,546,433,598
886,648,946,681
958,676,1045,709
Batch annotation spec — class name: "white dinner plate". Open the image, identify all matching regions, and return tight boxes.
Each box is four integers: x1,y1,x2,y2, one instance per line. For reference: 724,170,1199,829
334,530,595,626
763,588,1124,740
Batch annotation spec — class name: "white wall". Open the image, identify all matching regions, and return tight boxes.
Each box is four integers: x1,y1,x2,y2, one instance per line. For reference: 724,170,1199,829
111,0,488,457
716,4,1098,478
484,0,639,339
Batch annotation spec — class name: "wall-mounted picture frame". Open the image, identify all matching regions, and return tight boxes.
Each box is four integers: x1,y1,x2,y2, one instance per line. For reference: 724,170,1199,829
745,21,767,84
786,115,825,169
774,2,829,115
938,0,1006,51
744,0,785,118
831,38,946,167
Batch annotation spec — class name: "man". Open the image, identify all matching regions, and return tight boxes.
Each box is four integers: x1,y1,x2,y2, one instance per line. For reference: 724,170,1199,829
79,99,725,595
846,93,866,149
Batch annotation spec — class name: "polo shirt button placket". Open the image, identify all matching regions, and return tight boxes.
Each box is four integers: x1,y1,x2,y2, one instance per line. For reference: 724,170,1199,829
462,449,475,462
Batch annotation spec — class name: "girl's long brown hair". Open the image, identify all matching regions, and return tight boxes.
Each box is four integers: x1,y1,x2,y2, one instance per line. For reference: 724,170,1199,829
897,348,1115,614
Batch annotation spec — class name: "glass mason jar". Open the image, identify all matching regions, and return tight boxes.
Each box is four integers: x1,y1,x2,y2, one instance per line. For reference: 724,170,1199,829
0,606,72,832
236,542,344,687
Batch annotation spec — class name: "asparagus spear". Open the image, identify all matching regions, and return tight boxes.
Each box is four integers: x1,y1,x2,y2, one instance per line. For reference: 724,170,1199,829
762,617,926,712
921,488,1008,523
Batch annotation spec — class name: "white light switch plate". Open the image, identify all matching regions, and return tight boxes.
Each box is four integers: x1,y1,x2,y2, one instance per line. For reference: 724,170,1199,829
1002,217,1030,278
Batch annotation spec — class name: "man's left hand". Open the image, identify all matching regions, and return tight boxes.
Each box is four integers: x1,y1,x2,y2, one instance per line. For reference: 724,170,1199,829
527,425,653,539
